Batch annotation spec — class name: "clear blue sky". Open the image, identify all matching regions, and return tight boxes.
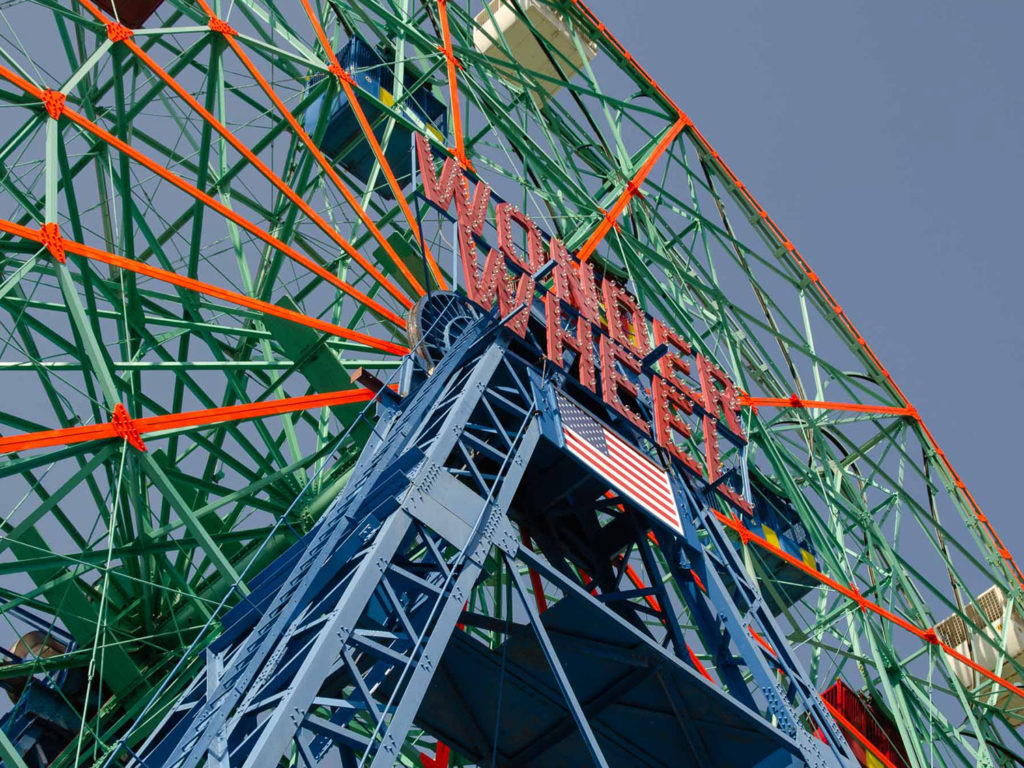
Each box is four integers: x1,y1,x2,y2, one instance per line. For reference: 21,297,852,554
590,0,1024,545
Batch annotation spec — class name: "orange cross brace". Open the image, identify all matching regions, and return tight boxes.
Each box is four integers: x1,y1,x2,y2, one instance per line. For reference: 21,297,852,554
0,219,408,356
0,67,403,329
740,395,917,418
111,402,146,451
716,509,1024,705
39,221,65,263
819,698,900,768
196,10,429,299
436,0,471,170
298,0,449,291
623,562,661,614
520,527,549,613
105,21,133,43
73,0,414,311
577,116,687,263
0,388,378,455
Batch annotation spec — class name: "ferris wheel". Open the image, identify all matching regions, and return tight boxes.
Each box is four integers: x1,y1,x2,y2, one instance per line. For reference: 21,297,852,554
0,1,1021,767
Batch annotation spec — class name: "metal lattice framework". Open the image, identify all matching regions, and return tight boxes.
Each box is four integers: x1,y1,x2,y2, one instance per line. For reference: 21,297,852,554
0,0,1020,766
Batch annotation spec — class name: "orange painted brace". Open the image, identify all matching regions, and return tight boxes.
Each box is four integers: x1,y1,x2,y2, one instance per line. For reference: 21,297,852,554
598,208,621,232
27,0,1021,713
207,17,237,36
73,0,414,312
605,539,717,687
714,510,1024,705
577,116,687,263
419,742,451,768
0,388,378,455
747,626,777,657
327,62,355,86
297,0,449,291
0,65,406,329
695,118,1024,589
686,642,714,682
623,562,661,614
188,6,428,298
520,528,549,613
0,220,408,356
724,505,998,767
435,0,471,170
540,514,1011,712
739,395,917,419
566,0,1024,595
436,45,464,71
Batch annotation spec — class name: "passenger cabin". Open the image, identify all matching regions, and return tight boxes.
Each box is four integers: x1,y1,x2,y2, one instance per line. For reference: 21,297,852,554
304,37,447,198
935,585,1024,725
822,680,910,768
730,475,820,614
0,631,86,768
95,0,164,27
473,0,598,101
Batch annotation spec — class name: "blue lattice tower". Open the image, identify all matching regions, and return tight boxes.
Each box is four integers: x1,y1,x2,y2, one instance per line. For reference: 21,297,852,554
129,296,858,768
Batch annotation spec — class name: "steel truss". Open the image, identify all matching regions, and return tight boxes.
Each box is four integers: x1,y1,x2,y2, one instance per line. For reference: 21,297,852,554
131,315,857,767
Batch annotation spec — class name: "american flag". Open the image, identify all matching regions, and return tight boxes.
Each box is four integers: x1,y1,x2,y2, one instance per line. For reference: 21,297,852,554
556,393,682,534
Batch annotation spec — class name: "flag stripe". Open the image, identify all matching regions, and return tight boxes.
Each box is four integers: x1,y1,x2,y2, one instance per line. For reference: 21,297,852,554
565,431,674,511
602,431,675,497
556,391,682,533
605,445,674,506
606,448,671,507
605,433,673,489
564,425,681,531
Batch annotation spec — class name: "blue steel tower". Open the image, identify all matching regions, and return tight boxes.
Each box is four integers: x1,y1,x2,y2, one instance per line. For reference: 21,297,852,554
132,292,859,767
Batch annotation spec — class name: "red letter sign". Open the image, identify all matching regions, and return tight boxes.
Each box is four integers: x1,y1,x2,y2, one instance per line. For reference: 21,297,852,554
696,354,750,514
651,319,703,477
546,238,597,391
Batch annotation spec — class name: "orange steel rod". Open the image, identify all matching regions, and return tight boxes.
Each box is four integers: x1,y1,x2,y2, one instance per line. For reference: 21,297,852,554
16,0,1017,723
83,0,428,307
298,0,449,290
623,562,661,613
577,116,687,263
634,514,1010,742
620,553,720,686
520,528,549,613
716,509,1024,704
740,395,917,418
0,388,377,455
701,114,1024,590
0,219,408,355
0,67,404,329
74,0,413,309
200,14,429,299
436,0,470,169
567,0,1024,594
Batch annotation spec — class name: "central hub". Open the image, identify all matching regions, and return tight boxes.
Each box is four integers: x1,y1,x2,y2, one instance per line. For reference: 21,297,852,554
406,291,489,371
